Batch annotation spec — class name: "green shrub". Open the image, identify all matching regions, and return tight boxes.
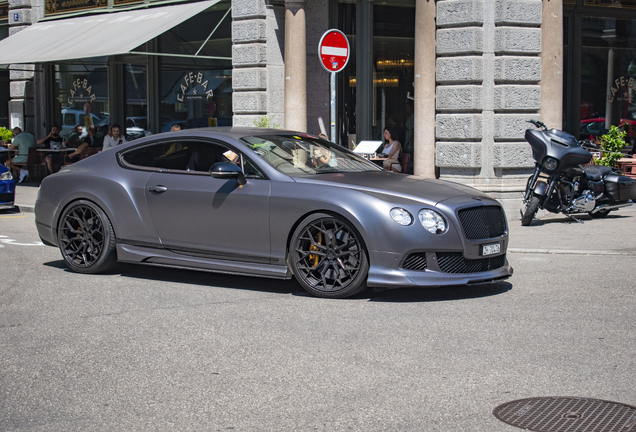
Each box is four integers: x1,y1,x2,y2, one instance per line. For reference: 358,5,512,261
0,127,12,143
253,115,280,129
597,125,628,167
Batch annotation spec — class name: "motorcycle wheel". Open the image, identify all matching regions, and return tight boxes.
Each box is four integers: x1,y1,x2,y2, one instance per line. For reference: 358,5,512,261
521,196,541,226
588,209,611,219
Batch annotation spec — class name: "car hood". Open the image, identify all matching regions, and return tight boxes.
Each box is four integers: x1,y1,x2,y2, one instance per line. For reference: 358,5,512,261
291,172,489,205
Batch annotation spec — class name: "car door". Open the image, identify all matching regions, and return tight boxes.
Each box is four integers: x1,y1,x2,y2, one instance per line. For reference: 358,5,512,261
141,140,272,264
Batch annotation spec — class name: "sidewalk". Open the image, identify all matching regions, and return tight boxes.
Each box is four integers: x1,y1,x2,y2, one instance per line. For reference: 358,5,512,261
14,182,39,213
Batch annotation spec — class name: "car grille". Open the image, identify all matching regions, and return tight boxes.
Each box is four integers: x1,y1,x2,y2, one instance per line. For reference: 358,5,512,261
437,252,506,274
0,193,14,203
457,205,507,240
402,253,427,271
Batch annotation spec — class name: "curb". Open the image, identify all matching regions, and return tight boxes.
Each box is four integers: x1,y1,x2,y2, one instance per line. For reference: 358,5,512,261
15,205,35,214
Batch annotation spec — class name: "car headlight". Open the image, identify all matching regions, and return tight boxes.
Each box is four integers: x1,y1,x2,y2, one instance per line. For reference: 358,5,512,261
418,209,448,234
0,171,13,181
542,157,558,171
390,208,413,226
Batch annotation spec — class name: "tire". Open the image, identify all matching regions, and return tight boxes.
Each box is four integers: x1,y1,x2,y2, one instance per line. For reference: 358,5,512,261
589,209,611,219
288,213,369,298
57,200,117,274
521,196,541,226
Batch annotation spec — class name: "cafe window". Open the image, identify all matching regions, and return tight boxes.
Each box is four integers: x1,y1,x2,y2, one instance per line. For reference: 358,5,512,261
124,64,150,140
158,1,232,132
53,61,109,139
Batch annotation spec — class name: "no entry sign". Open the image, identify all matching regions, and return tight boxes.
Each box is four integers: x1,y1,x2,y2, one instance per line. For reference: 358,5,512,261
318,29,350,73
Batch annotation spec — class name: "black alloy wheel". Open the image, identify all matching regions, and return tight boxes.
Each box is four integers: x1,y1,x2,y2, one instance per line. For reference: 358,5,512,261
289,214,368,298
58,200,117,274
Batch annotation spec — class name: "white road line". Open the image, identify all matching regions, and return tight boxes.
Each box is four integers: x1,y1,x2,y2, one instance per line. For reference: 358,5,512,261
508,247,636,256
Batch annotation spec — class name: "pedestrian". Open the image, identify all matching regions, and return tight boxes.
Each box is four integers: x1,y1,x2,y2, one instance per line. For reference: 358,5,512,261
5,127,36,183
103,123,127,150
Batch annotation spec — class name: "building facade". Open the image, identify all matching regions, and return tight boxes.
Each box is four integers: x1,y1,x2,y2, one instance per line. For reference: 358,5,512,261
3,0,636,206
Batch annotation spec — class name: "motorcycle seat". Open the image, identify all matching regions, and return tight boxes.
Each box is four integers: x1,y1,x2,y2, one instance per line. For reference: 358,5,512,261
583,165,613,181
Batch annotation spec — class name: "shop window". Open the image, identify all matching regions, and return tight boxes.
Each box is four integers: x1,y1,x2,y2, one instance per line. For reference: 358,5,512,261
53,61,109,140
158,2,232,132
579,16,636,140
124,64,150,141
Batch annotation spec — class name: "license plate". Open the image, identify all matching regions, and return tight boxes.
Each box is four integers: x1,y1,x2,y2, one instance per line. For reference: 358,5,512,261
482,243,501,256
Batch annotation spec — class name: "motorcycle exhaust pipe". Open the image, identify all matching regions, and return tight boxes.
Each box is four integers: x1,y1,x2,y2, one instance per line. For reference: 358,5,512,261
590,201,633,214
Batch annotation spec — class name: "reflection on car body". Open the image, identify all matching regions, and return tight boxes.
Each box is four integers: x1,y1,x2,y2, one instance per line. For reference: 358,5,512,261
34,127,512,298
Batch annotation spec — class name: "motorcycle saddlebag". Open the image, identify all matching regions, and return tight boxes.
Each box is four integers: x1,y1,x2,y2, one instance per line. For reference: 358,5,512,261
603,173,636,201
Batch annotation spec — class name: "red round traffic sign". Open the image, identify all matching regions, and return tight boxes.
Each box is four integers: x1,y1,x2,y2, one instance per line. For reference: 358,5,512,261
318,29,350,73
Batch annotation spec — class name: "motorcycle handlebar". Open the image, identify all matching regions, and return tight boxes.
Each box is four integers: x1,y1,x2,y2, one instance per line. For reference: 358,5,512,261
527,119,547,130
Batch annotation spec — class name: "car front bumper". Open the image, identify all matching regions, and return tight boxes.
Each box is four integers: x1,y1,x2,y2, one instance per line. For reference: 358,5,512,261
366,249,513,289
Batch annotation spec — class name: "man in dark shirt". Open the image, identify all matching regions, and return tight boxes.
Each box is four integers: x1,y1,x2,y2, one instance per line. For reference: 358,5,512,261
66,125,101,163
37,125,64,173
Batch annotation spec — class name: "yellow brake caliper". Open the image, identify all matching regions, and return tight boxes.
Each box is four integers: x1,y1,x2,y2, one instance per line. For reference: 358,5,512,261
309,231,323,268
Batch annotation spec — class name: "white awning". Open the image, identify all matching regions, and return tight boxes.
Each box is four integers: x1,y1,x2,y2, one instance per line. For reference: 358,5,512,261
0,0,221,65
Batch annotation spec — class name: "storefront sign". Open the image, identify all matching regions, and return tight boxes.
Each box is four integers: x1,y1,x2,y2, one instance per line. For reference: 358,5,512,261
176,72,214,102
0,3,9,21
68,78,96,105
584,0,636,7
606,76,635,103
45,0,106,16
113,0,143,5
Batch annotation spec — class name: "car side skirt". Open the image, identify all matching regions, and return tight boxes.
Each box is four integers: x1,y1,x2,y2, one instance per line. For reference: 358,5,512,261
116,244,292,280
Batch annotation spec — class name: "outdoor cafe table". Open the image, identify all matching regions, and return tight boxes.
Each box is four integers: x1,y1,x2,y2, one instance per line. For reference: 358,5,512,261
617,157,636,175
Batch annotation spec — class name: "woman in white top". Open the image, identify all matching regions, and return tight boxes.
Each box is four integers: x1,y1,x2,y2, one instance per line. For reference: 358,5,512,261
382,127,402,172
103,123,127,149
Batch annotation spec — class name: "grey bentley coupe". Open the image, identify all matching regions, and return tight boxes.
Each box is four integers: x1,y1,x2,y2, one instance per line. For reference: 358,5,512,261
35,127,512,298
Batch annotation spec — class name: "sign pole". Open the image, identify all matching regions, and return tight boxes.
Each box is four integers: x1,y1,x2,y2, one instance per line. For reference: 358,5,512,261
318,29,350,145
330,72,336,144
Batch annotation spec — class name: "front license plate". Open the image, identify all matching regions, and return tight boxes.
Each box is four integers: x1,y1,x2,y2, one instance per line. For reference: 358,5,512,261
482,243,501,256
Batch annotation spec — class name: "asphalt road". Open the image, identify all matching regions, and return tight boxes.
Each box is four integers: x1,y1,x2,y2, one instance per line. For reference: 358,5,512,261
1,208,635,431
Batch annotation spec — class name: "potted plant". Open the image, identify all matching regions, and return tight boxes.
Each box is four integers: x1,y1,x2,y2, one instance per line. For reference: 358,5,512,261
596,125,628,167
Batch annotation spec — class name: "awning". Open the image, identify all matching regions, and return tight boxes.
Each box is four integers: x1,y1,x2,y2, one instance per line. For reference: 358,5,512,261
0,0,221,65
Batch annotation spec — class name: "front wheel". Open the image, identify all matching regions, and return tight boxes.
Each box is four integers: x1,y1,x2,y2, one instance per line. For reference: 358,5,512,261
57,200,117,274
521,196,541,226
589,208,611,219
288,213,369,298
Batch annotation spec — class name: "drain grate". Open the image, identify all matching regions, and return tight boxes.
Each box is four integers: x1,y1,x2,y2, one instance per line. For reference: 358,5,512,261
493,397,636,432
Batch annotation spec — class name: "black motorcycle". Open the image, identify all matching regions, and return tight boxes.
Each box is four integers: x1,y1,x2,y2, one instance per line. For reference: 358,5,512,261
521,120,636,226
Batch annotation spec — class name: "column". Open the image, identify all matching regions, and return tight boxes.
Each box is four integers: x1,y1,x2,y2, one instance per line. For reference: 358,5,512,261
413,0,436,178
284,0,307,132
540,0,563,129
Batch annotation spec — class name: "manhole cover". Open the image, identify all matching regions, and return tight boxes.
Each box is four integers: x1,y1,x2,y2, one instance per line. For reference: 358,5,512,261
493,397,636,432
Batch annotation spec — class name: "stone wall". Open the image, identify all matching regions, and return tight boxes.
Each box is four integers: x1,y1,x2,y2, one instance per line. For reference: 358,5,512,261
435,0,542,197
232,0,285,127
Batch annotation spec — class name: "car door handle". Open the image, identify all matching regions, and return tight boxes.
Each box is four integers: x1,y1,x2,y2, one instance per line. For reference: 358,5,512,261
149,185,168,193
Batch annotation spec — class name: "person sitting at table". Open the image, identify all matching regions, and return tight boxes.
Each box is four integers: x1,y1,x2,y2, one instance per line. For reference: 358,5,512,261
103,123,127,150
5,127,36,183
38,125,65,174
65,125,100,163
381,126,402,172
312,146,331,167
67,125,84,148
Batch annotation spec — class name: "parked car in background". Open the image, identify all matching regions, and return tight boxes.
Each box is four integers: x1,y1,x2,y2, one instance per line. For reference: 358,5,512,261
34,127,512,299
0,164,15,210
60,109,103,139
125,117,152,140
579,118,636,139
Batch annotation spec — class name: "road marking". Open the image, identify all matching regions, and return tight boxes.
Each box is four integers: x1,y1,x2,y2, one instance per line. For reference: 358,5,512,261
0,215,26,219
508,247,636,256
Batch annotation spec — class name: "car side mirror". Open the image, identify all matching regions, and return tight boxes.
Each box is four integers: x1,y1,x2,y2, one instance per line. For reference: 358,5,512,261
210,162,247,186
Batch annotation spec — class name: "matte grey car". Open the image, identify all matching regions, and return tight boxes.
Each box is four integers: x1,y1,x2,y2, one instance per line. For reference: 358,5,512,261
35,127,513,298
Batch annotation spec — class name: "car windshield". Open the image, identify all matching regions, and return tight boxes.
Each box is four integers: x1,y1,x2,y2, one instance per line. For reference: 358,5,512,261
240,134,382,175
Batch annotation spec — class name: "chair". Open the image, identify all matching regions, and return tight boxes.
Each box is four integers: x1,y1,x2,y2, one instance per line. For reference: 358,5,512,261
624,161,636,179
12,147,46,182
81,146,101,160
399,153,411,174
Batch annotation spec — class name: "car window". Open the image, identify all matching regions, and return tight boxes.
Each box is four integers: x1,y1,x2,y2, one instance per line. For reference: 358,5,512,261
63,114,75,125
240,134,381,175
122,141,261,176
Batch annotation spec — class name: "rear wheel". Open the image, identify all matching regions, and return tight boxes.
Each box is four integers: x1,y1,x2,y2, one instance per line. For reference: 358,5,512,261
521,196,541,226
57,200,117,274
589,208,611,218
288,213,368,298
